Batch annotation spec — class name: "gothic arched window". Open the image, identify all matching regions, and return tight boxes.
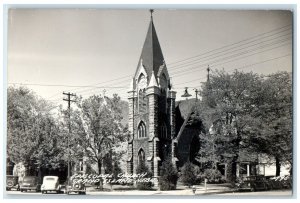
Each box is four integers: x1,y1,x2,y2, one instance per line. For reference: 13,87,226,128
138,148,145,166
138,122,146,138
161,123,168,139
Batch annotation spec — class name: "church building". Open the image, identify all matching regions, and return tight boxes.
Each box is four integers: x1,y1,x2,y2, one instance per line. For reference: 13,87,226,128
126,12,179,179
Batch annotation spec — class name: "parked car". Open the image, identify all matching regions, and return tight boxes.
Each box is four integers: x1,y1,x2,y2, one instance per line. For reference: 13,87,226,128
65,177,86,195
6,175,20,191
41,176,63,194
236,175,269,192
20,176,41,192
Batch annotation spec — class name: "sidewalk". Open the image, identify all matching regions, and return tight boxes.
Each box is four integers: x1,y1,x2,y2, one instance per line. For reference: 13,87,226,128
86,183,234,195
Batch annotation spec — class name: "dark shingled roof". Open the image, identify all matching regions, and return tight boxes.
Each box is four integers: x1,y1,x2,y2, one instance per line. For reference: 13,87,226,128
135,18,165,78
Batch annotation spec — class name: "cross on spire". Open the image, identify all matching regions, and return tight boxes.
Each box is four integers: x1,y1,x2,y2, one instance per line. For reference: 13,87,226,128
150,9,154,19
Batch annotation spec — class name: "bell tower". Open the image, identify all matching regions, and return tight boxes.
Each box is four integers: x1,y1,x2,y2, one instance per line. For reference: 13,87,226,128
127,11,177,180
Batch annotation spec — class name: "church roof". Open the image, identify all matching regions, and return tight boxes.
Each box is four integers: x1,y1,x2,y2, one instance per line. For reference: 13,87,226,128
135,17,165,79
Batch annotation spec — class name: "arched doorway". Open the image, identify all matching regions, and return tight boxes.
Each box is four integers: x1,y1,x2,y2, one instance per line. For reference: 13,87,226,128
138,148,145,166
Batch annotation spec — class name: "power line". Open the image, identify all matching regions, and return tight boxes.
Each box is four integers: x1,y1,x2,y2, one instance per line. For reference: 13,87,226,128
168,31,291,71
175,53,292,89
8,83,125,88
171,40,291,77
166,24,291,66
25,39,290,100
47,74,134,99
10,35,290,93
74,42,292,99
72,39,291,97
73,78,131,94
14,24,290,101
75,31,291,96
47,24,292,99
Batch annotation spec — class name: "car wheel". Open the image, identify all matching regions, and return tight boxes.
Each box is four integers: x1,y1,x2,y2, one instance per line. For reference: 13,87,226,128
20,189,23,192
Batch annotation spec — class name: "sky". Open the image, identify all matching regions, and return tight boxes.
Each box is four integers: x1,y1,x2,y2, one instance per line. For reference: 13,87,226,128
7,9,293,108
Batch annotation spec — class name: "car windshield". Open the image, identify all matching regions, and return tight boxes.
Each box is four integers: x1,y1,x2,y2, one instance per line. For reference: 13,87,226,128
23,177,36,182
7,176,16,180
45,177,55,181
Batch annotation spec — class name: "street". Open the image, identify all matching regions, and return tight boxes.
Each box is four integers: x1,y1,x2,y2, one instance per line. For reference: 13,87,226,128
5,189,292,196
216,190,292,196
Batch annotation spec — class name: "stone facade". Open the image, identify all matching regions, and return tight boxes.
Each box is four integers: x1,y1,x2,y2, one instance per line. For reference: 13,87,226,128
127,17,177,181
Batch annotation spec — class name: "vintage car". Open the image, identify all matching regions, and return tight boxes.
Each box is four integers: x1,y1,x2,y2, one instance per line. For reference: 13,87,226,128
41,176,63,194
236,175,269,192
20,176,41,192
65,177,86,195
6,175,20,191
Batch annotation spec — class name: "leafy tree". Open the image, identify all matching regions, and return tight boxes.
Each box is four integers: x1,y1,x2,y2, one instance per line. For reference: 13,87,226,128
159,159,178,190
72,94,128,175
199,70,264,181
7,86,63,175
198,70,292,179
254,72,292,176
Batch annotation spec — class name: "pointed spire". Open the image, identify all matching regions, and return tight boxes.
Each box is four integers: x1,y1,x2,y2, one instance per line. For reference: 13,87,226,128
168,77,173,90
135,11,165,79
148,71,158,87
207,65,210,82
129,78,135,90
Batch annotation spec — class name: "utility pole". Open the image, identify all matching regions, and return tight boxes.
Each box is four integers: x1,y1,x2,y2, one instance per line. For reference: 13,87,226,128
63,92,76,185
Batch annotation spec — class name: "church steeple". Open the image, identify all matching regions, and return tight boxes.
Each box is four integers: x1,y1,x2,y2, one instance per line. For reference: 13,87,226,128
135,10,165,79
127,12,177,182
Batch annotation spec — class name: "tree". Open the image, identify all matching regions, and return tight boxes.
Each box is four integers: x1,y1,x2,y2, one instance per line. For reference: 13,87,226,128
159,159,178,190
198,70,292,180
7,86,63,176
255,72,292,176
199,70,264,181
73,94,128,175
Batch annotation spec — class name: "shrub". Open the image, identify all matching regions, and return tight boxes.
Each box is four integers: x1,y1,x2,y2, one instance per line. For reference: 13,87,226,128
202,168,223,183
159,159,178,191
268,175,292,190
180,161,200,187
136,162,152,190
